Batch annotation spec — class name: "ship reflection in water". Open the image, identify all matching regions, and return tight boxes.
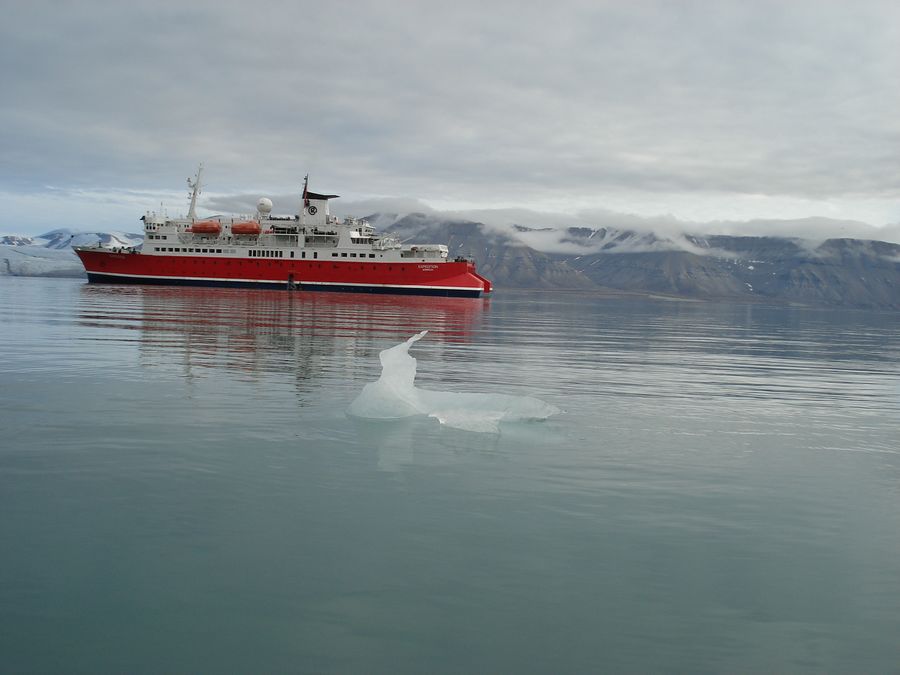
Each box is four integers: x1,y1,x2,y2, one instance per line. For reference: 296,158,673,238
76,285,489,387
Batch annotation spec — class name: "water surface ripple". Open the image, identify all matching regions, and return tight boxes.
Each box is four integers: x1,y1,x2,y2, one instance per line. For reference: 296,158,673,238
1,278,899,673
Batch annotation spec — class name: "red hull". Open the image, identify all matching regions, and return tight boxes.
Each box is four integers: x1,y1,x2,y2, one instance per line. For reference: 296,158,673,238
75,249,492,297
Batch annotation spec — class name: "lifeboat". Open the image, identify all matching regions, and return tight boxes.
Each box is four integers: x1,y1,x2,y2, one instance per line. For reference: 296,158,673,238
191,220,221,235
232,220,261,236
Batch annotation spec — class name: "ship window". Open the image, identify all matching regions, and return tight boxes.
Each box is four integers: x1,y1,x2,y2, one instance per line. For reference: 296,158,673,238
313,252,317,259
341,253,347,257
369,254,375,258
216,249,221,253
350,253,356,258
290,251,294,258
202,249,207,253
332,253,338,257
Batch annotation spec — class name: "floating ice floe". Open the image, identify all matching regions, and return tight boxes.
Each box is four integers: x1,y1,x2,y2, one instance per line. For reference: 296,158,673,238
348,331,560,433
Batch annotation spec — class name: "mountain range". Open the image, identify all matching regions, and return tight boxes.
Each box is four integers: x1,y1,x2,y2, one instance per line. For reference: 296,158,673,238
2,220,898,309
379,213,900,310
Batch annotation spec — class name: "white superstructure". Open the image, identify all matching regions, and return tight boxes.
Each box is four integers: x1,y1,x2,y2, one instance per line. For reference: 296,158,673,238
139,170,451,264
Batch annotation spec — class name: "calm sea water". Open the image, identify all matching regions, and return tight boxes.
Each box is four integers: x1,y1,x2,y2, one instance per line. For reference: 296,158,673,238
1,276,899,673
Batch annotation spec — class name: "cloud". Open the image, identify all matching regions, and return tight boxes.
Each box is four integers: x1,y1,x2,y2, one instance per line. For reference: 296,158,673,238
2,1,900,232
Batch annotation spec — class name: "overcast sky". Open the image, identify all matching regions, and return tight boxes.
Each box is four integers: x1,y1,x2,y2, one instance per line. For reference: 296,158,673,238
2,0,899,237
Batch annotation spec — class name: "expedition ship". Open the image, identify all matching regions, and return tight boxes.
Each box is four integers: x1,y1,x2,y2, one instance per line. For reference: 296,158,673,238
74,167,492,298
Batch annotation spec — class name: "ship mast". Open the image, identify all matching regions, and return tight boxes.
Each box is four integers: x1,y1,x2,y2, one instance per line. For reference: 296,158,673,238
187,163,203,220
300,173,309,225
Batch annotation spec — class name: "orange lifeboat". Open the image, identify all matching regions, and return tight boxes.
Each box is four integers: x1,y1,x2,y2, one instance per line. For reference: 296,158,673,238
191,220,221,235
231,220,261,236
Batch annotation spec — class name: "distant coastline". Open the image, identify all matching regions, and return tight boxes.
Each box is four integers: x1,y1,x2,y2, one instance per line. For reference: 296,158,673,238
4,222,900,310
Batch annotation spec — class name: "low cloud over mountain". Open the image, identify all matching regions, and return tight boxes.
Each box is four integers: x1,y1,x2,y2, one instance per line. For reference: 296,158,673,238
377,212,900,309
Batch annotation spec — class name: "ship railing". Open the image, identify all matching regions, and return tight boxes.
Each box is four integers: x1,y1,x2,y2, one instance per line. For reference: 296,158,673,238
400,249,444,259
257,233,300,247
373,235,401,250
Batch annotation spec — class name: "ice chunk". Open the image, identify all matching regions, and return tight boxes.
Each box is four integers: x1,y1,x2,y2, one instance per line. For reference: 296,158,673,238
348,331,559,432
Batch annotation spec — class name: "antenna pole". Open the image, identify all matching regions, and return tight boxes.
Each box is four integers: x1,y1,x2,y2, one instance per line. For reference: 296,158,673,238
301,173,309,225
187,163,203,220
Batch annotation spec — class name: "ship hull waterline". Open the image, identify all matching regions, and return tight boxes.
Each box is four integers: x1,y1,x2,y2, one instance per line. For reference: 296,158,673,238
76,250,491,298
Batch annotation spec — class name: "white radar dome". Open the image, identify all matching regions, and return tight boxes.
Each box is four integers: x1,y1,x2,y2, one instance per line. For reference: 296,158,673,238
257,197,273,214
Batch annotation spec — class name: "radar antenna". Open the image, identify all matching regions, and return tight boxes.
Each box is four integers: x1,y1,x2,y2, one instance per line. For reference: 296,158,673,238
187,163,203,220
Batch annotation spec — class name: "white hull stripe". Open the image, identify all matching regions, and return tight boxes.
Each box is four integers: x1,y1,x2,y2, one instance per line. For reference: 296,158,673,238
88,271,479,292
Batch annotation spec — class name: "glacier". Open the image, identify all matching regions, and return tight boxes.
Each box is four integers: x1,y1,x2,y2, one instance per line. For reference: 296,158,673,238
0,229,143,277
348,331,560,433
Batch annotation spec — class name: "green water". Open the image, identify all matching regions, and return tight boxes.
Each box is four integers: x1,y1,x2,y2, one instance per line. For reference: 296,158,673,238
1,277,899,672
